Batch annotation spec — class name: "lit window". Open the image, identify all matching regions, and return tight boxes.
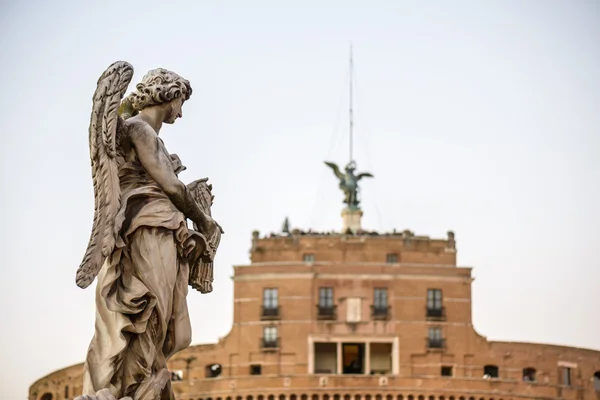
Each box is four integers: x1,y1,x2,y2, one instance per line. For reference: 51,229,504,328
319,287,333,307
264,326,277,341
263,288,278,309
427,289,443,310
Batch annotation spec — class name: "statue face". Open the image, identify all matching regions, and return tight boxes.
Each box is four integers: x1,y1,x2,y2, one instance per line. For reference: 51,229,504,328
165,97,184,124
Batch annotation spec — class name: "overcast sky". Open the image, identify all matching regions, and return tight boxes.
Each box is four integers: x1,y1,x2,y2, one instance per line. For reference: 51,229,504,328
1,0,599,398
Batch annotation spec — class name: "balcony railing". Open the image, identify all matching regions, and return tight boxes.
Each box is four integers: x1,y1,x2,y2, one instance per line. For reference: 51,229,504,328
261,305,280,320
427,337,446,350
317,305,337,320
371,305,390,320
261,337,279,351
426,306,446,320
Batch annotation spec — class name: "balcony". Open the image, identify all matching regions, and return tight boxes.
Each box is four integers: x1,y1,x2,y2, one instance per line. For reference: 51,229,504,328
427,337,446,350
261,337,279,351
261,305,280,320
371,305,390,320
317,305,337,320
426,306,446,320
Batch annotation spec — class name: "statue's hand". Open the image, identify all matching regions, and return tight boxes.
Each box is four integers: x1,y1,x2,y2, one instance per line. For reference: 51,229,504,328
195,213,224,236
208,215,225,235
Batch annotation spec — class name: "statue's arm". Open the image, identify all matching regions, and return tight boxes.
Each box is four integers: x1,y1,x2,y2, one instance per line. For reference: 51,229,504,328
129,123,218,233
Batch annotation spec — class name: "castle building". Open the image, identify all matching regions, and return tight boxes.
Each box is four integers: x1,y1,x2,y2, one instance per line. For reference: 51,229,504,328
29,52,600,400
29,212,600,400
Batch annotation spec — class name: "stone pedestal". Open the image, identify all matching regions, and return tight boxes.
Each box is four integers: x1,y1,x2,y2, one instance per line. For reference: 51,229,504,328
341,207,363,234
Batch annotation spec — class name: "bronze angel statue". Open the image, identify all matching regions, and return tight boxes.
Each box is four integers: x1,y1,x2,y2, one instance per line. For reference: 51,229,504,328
74,61,223,400
324,160,373,209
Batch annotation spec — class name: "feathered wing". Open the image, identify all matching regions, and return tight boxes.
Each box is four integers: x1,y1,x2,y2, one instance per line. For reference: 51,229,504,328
356,172,374,181
324,161,344,180
75,61,134,289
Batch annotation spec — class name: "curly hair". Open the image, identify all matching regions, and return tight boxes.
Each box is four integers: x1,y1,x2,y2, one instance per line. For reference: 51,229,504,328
123,68,192,114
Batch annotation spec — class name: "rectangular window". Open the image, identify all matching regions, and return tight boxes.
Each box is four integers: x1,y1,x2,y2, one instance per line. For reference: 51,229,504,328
170,370,184,381
441,366,453,377
303,253,315,263
427,289,443,309
263,288,278,308
374,288,388,308
386,253,398,264
562,367,571,386
250,364,262,375
429,327,442,340
319,287,333,307
263,326,277,341
484,365,499,378
428,327,443,348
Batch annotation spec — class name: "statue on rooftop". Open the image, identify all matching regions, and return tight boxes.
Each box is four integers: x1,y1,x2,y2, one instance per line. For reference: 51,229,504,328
74,61,223,400
324,160,373,209
281,216,291,234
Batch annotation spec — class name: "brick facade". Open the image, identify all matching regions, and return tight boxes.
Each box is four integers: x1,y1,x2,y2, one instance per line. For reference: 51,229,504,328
29,230,600,400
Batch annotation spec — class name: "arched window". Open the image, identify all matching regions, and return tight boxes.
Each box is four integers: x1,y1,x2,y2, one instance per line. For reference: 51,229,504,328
40,394,53,400
483,365,499,378
522,368,536,382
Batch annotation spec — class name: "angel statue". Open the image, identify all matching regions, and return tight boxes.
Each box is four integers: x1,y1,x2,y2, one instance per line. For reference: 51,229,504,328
324,160,373,209
74,61,224,400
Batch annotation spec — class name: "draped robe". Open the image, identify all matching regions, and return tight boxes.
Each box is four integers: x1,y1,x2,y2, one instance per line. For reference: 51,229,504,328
82,138,208,400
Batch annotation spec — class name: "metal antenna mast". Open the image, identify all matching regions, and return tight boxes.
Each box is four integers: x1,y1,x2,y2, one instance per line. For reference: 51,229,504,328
349,43,354,164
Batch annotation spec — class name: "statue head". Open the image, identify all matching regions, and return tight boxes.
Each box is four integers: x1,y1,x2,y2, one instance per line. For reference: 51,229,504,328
121,68,192,123
345,161,357,173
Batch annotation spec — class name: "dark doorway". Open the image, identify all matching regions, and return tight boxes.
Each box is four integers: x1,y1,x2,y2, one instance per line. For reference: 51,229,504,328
342,343,364,374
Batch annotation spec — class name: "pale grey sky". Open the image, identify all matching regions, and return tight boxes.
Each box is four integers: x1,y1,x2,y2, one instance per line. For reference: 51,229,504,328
0,0,599,398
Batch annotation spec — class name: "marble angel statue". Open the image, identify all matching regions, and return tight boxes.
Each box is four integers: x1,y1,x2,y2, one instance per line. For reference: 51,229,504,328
74,61,223,400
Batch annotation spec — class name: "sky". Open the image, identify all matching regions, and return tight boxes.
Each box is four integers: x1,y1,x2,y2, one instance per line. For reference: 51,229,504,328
0,0,599,398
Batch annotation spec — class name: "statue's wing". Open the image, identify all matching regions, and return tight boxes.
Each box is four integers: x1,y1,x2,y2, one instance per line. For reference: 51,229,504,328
324,161,344,180
356,172,374,180
75,61,134,289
